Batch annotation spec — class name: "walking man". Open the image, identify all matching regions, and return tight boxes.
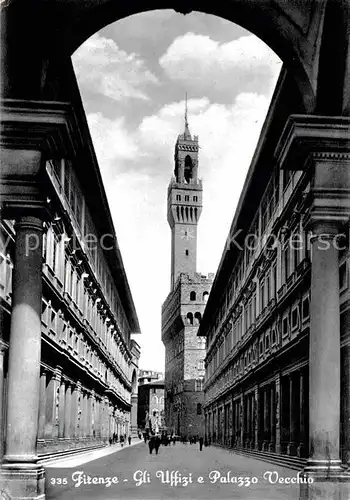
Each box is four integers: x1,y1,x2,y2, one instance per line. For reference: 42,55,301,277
199,436,204,451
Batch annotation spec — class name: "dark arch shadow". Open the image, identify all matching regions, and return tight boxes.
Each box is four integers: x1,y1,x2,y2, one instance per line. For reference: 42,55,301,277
63,0,320,111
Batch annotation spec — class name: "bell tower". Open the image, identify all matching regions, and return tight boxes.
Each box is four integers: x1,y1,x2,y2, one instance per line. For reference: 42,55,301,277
167,97,203,290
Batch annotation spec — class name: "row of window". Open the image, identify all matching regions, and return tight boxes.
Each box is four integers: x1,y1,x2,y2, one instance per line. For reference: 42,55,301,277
186,311,202,325
206,294,311,402
209,169,304,348
47,159,131,339
42,223,131,362
175,195,198,202
41,299,131,401
189,291,209,302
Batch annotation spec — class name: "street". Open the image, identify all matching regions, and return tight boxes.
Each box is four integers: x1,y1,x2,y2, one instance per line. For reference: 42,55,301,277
46,442,301,500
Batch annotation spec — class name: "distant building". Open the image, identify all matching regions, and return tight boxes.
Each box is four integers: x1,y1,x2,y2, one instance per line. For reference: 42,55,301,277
137,379,165,431
162,104,213,438
138,369,163,386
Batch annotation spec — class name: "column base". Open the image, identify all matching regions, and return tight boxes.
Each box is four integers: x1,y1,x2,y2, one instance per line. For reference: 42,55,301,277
297,443,306,458
304,459,345,476
287,441,297,455
0,463,45,499
299,470,350,500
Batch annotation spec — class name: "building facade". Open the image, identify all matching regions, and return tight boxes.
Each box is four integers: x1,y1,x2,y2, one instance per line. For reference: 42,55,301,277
137,379,165,431
0,73,141,475
198,70,350,482
138,369,163,386
162,109,213,438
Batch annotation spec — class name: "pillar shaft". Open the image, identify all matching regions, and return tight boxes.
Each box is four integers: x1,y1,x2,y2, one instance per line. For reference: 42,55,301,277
254,386,259,450
4,216,43,463
298,370,306,457
275,375,281,454
269,386,275,451
0,345,6,459
307,228,342,473
38,370,46,439
58,379,65,438
288,374,297,455
64,384,72,438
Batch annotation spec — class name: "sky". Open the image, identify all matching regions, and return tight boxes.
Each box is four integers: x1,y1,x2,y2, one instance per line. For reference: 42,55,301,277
72,10,282,373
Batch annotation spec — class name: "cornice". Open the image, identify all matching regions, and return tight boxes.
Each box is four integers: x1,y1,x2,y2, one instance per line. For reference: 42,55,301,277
275,114,350,171
0,99,82,157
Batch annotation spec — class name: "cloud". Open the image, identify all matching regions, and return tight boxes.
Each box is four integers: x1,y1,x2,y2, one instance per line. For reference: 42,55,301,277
86,112,138,182
159,33,281,97
73,33,159,101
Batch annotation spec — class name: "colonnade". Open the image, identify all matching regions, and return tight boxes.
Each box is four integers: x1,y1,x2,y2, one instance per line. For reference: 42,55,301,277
205,367,308,457
36,368,130,448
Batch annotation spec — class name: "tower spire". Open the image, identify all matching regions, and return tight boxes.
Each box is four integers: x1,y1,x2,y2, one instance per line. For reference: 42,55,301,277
184,92,191,139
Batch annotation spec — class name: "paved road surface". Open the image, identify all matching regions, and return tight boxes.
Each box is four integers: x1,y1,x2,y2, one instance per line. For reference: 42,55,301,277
46,441,302,500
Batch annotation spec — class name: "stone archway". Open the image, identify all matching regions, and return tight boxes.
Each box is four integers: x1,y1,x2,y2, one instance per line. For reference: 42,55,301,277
1,0,349,114
1,2,350,499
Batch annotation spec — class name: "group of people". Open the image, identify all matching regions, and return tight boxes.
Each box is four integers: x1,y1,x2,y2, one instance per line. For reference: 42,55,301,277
143,432,206,454
109,433,132,447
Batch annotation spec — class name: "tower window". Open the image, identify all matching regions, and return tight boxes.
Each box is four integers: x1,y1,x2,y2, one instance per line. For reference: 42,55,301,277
185,195,189,201
184,155,193,183
186,312,193,325
190,291,196,301
185,249,189,256
193,196,198,202
176,195,181,201
194,312,202,324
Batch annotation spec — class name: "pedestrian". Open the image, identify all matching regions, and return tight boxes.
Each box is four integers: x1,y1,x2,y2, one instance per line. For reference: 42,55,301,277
128,435,131,445
120,435,124,448
172,436,176,445
199,436,204,451
148,436,154,454
154,435,161,455
109,436,112,446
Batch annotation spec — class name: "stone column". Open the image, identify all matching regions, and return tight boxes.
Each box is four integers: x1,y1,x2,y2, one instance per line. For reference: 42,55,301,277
0,343,7,460
269,385,275,451
298,369,306,457
305,225,343,474
38,369,47,440
58,378,66,438
343,344,350,468
64,383,72,439
287,374,297,455
1,216,45,495
131,393,138,434
240,394,244,447
275,375,281,454
263,387,269,450
246,395,251,448
254,386,260,450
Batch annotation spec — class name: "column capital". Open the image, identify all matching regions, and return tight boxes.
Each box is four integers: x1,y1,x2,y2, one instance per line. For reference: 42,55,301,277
0,99,82,220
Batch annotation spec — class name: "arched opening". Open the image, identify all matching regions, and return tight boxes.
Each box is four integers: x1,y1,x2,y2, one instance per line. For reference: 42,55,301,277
203,291,209,303
194,312,202,325
190,291,196,301
186,312,193,325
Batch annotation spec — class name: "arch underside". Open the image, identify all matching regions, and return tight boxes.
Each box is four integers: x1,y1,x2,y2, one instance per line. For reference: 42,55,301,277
1,0,331,112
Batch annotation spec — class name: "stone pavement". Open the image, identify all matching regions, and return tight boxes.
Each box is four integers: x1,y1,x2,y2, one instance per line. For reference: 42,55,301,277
46,441,302,500
42,438,144,468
